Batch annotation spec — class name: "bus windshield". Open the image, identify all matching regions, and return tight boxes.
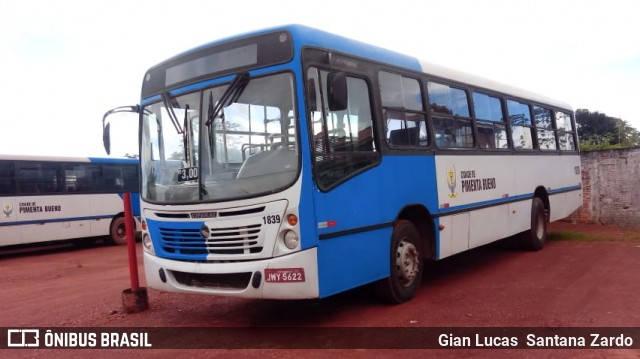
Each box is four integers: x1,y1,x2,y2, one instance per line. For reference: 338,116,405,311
141,72,298,204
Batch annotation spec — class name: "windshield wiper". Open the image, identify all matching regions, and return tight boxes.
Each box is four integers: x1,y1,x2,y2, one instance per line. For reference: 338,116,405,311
182,104,191,165
199,183,208,198
205,72,249,126
161,93,193,167
207,91,217,160
200,72,250,198
161,92,184,133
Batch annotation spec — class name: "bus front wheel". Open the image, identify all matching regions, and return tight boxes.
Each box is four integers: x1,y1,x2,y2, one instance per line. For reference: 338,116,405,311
108,216,127,245
375,220,423,304
521,197,547,251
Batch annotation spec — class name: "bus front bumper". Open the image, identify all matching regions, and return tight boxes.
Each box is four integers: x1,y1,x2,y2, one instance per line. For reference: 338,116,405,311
143,248,319,299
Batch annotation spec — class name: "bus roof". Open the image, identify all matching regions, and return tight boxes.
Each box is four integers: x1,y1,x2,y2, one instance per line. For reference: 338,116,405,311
152,24,573,111
417,60,572,110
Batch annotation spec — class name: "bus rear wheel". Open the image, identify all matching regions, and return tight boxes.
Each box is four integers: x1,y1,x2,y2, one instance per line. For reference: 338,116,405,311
375,220,423,304
521,197,547,251
108,216,127,245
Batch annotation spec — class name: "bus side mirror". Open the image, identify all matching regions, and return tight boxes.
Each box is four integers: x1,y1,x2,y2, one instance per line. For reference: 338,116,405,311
327,72,348,111
101,105,140,156
103,122,111,155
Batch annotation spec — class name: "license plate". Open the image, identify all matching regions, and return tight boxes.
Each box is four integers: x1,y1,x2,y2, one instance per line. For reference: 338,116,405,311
264,268,305,283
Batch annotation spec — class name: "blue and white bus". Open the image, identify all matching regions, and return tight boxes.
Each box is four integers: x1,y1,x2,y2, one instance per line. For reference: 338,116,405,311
103,25,582,303
0,155,140,247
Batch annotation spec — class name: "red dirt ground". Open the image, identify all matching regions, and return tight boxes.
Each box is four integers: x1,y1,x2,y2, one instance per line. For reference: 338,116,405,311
1,221,639,358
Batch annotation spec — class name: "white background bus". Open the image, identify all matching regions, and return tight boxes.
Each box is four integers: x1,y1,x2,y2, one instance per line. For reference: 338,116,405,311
104,25,582,303
0,155,139,247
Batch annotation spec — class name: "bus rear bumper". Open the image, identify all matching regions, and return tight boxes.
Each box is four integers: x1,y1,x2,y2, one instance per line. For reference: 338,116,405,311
143,248,319,299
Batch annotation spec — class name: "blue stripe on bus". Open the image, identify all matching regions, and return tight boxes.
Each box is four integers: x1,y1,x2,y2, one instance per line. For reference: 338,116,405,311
437,184,582,215
0,215,117,227
88,157,138,164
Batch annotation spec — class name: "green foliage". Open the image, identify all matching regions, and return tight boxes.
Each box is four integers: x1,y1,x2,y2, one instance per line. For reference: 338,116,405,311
548,230,593,241
576,109,640,150
578,143,629,152
549,228,640,242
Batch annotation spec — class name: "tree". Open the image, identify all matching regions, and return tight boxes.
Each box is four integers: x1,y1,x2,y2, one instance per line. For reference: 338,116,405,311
575,109,640,150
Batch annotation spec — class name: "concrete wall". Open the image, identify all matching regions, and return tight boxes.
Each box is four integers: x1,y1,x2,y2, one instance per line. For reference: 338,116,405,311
572,147,640,227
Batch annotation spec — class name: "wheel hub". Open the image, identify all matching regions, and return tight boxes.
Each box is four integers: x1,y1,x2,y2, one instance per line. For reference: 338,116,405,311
535,214,545,239
395,240,419,287
117,225,126,238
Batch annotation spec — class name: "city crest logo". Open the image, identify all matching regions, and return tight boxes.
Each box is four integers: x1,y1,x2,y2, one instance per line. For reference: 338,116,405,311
446,164,457,198
2,202,13,219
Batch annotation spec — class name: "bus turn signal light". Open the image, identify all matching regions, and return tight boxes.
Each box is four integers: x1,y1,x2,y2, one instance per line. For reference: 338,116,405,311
287,214,298,226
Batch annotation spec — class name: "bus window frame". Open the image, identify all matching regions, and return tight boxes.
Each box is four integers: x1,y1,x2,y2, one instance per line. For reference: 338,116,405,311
0,160,140,197
555,109,579,152
378,69,431,152
506,97,537,151
304,62,381,192
532,104,559,152
426,80,475,150
471,90,511,151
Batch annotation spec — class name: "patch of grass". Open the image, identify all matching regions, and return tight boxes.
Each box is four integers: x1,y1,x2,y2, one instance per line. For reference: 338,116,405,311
548,230,597,242
549,229,640,242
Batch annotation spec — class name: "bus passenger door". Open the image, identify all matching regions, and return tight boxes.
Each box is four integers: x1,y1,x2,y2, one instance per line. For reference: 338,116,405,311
306,67,390,298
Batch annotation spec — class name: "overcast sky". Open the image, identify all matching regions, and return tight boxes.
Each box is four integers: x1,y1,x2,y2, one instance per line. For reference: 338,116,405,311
1,0,638,157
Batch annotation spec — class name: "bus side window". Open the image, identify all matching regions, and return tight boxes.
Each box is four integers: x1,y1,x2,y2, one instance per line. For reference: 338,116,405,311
17,164,62,194
307,67,378,189
379,71,428,148
428,82,470,117
433,117,474,148
65,164,101,193
103,166,124,191
428,82,474,148
0,162,15,195
385,111,429,147
507,99,534,150
534,106,557,150
556,110,576,151
473,92,508,149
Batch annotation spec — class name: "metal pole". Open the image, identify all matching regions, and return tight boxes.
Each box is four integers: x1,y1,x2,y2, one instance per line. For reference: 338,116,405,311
123,192,140,291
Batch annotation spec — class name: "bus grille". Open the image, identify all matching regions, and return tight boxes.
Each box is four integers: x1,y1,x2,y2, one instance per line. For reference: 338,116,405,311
170,270,252,290
158,224,264,256
169,271,251,289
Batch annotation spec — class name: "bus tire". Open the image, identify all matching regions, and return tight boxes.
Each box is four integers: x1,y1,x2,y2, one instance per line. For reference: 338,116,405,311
522,197,547,251
375,220,423,304
109,216,127,245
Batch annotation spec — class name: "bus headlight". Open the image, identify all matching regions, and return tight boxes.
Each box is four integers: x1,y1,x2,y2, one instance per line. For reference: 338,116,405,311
283,230,299,250
142,233,155,254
